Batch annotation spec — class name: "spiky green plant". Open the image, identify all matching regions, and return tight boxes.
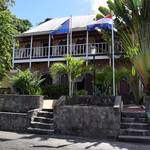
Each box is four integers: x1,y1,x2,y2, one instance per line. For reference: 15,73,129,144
96,66,128,95
97,0,150,95
11,69,44,95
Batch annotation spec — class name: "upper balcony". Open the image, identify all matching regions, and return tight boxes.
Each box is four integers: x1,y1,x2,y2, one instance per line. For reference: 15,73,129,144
14,42,124,64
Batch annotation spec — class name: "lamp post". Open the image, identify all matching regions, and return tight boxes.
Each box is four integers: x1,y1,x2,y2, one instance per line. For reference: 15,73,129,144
91,47,96,95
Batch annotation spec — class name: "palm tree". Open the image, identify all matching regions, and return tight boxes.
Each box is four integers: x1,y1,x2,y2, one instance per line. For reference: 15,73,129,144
50,56,89,97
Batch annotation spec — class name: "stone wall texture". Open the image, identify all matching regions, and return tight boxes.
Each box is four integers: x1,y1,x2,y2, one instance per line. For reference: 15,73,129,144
144,96,150,112
0,112,30,132
0,95,43,113
54,105,121,138
0,94,43,132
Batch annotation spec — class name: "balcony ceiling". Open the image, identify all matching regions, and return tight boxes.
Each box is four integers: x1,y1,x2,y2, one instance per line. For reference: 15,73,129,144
18,15,95,37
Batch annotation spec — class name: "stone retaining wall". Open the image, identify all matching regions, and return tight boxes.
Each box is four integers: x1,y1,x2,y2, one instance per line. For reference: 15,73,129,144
0,112,30,132
54,96,122,139
0,94,43,113
0,94,43,132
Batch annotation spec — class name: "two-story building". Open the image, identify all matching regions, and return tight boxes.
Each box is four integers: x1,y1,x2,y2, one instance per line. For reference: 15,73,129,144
13,15,130,96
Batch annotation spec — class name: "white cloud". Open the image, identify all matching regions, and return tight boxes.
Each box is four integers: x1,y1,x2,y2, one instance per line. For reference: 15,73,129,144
85,0,108,14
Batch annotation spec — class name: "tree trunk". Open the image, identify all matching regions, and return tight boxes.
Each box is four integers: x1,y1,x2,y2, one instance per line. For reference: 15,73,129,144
68,73,72,97
72,81,74,96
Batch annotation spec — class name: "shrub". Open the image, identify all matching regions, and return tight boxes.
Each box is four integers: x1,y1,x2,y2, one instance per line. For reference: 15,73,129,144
11,69,44,95
42,84,69,99
75,90,88,96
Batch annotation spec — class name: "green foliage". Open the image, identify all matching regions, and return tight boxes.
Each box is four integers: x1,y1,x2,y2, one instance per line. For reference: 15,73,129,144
98,0,150,95
42,84,69,99
50,63,67,79
11,69,44,95
0,0,32,72
96,66,128,95
38,18,52,25
50,56,90,96
13,18,32,33
0,9,17,70
98,6,110,17
0,63,6,80
51,56,86,81
75,90,88,96
0,0,15,10
133,50,150,94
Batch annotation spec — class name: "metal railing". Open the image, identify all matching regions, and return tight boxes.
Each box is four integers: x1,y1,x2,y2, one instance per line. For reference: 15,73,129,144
14,42,124,60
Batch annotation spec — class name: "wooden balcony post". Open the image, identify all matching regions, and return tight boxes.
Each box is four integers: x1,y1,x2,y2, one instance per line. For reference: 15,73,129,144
67,33,69,56
86,31,89,66
48,34,51,68
12,38,16,69
29,36,33,69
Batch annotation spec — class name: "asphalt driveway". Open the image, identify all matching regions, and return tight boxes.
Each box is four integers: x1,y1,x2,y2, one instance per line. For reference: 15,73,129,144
0,131,150,150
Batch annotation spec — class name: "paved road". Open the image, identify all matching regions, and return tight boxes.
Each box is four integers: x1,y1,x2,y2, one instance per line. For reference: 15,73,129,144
0,131,150,150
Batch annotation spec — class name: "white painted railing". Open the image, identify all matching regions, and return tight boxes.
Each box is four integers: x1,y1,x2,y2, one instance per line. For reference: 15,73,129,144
14,42,124,60
32,46,48,58
15,48,30,59
51,45,68,57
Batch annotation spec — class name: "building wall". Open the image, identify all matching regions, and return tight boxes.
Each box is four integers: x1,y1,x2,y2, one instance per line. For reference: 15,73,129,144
17,31,104,48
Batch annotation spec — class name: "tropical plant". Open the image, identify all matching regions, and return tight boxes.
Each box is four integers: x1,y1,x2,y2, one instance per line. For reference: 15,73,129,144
0,0,32,71
97,0,150,95
50,56,90,96
133,51,150,94
96,66,128,95
75,90,88,96
11,69,44,95
42,84,69,99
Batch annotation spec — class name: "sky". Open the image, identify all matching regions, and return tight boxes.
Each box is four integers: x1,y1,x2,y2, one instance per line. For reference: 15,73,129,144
11,0,108,26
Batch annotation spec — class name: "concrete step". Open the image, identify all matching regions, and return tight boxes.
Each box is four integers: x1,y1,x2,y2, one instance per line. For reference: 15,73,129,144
30,122,54,130
120,129,150,136
37,111,53,118
34,117,54,124
42,109,53,112
121,117,147,123
118,135,150,143
121,112,146,118
121,123,149,130
28,127,54,135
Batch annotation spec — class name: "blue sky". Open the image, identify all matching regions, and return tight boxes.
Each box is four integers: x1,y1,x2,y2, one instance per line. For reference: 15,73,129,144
11,0,107,26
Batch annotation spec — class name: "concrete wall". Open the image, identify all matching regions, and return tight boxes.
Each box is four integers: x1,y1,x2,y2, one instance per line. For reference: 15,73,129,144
0,112,30,132
0,95,43,132
54,96,122,139
0,95,43,113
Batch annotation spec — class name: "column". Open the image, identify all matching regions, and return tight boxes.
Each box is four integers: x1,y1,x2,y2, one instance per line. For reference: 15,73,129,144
86,31,89,66
29,36,33,69
48,34,51,68
12,38,16,69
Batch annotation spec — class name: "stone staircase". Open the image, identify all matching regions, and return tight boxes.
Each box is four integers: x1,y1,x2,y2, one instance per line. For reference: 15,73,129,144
118,111,150,142
28,109,55,135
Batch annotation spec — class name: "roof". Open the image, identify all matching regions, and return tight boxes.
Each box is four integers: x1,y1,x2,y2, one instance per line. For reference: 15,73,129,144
18,15,95,37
